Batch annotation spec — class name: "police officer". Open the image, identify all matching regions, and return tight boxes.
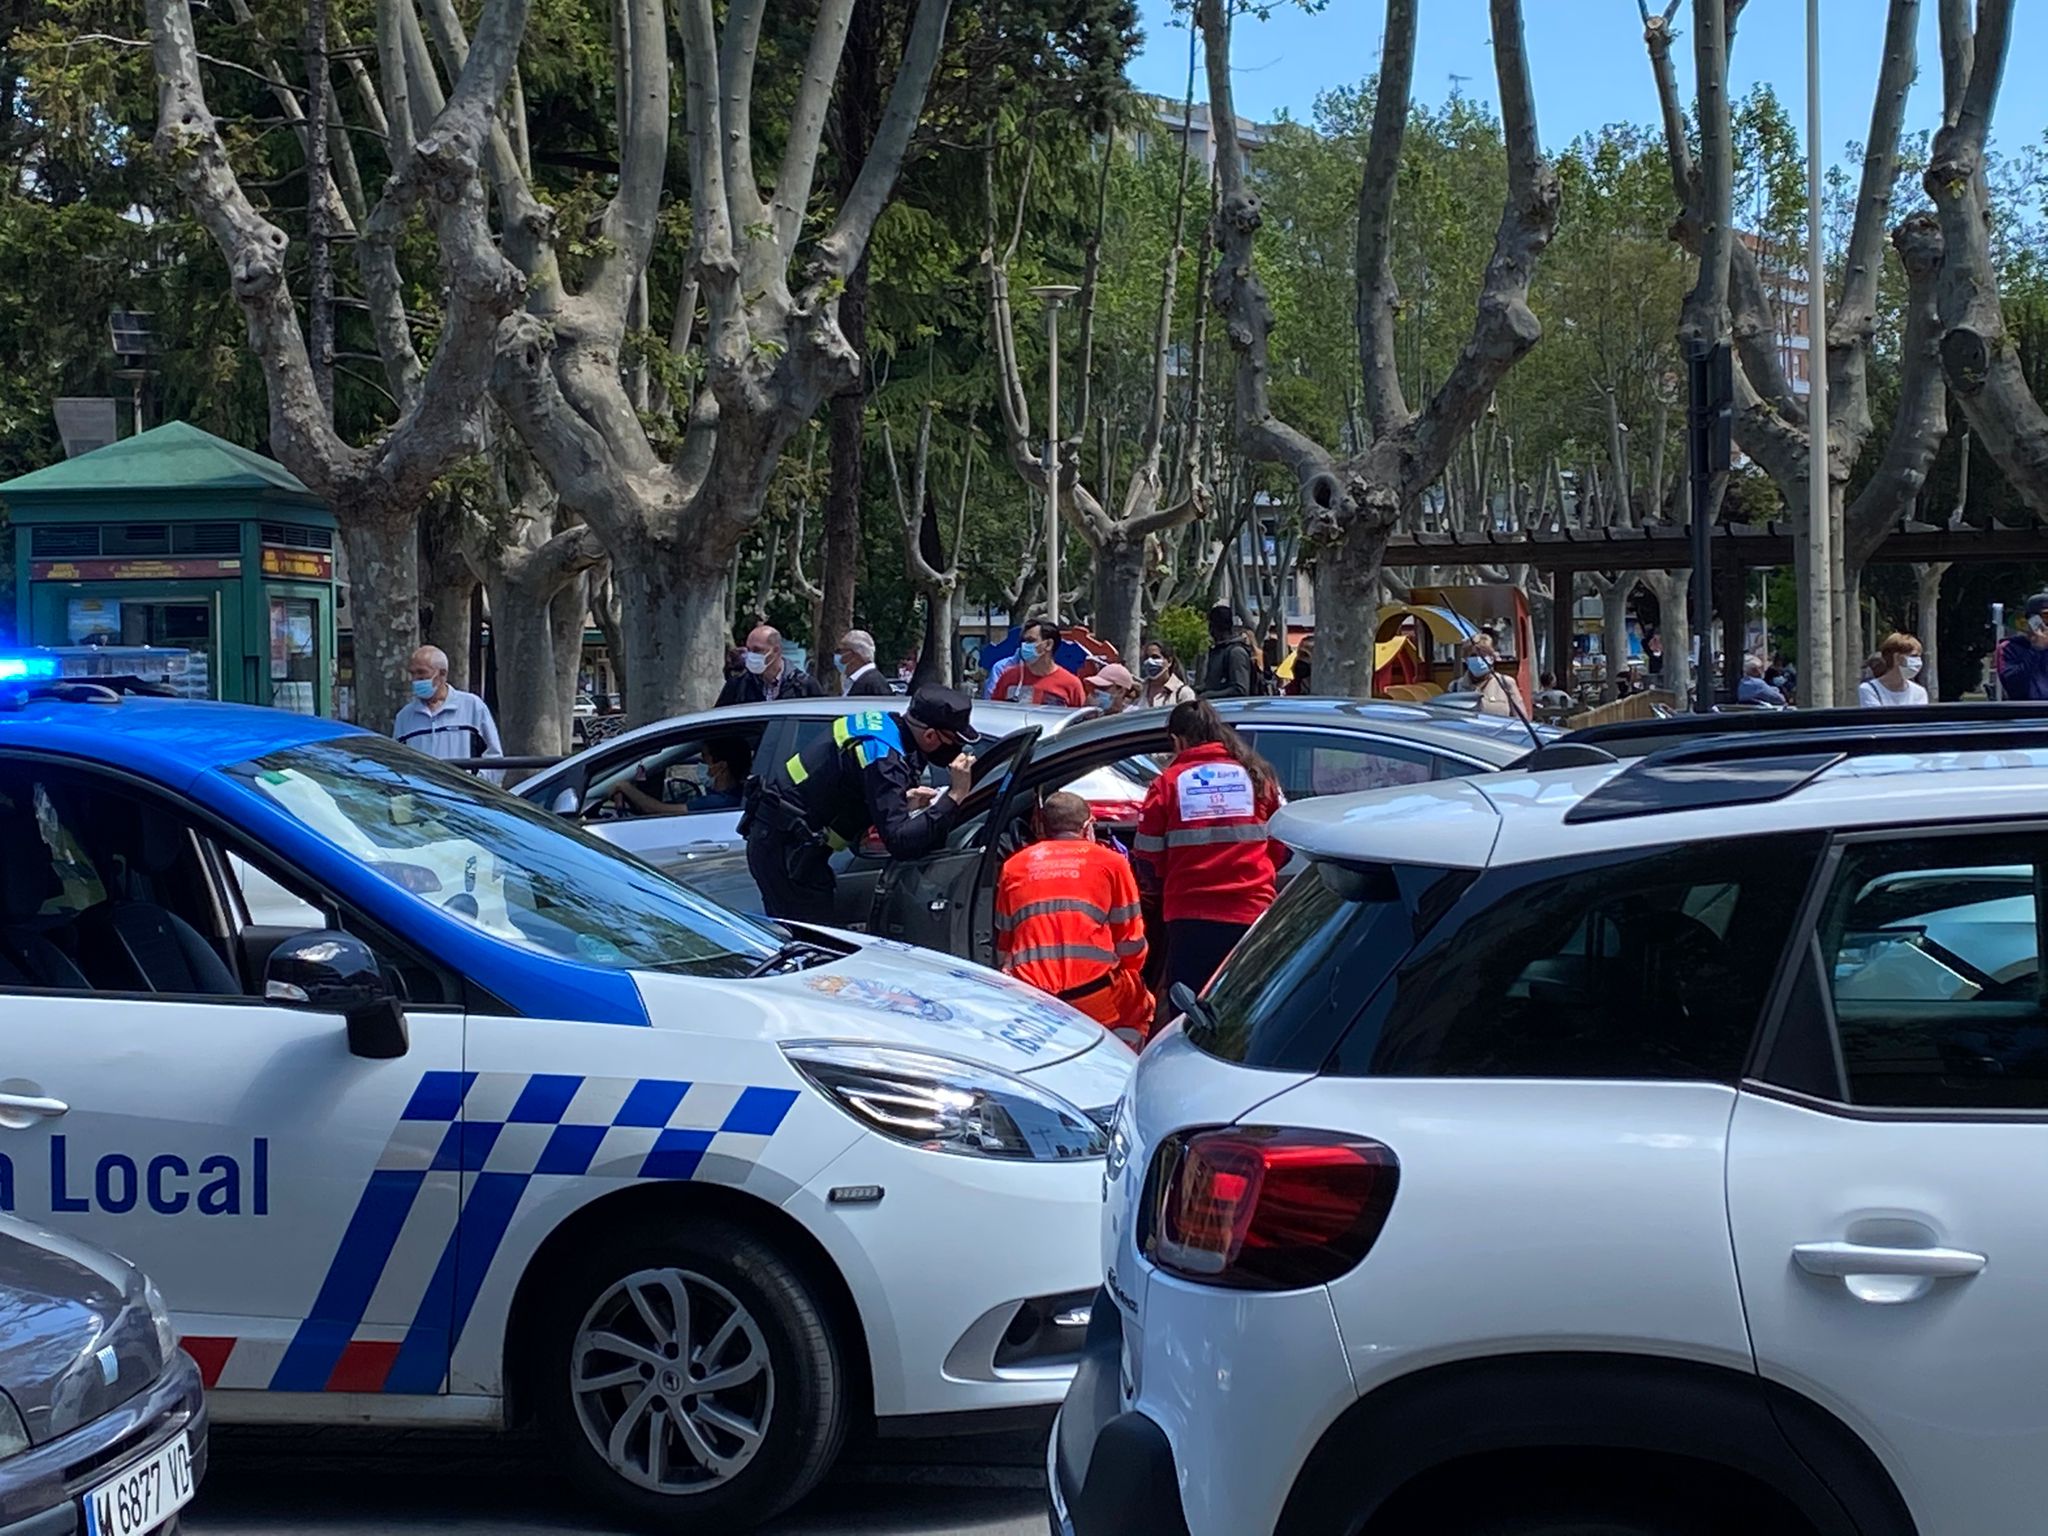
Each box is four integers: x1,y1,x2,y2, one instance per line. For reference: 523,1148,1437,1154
741,686,980,923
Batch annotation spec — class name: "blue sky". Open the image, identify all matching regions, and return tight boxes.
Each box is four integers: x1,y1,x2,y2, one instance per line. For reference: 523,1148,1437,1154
1128,1,2048,165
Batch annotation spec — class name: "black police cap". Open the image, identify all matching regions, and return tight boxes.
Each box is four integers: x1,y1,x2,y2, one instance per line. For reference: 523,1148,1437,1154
905,686,980,742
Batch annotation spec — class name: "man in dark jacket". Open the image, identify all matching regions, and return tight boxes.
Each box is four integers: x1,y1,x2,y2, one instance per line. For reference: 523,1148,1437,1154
1200,605,1255,698
1999,593,2048,700
717,624,824,707
741,688,979,922
837,629,894,697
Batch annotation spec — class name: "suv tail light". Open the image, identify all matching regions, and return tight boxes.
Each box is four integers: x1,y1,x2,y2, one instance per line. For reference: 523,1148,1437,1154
1144,1128,1399,1291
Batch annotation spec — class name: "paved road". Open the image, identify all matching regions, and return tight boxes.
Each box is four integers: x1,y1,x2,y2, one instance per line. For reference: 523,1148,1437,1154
184,1426,1049,1536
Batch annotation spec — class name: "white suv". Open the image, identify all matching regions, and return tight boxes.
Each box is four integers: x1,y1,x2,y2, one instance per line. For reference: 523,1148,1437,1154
1054,715,2048,1536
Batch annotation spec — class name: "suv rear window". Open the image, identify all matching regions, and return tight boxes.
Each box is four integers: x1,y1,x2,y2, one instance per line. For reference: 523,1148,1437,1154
1326,834,1824,1081
1190,860,1470,1071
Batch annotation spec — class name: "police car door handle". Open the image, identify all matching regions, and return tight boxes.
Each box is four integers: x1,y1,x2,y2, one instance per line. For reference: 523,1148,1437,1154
0,1091,68,1119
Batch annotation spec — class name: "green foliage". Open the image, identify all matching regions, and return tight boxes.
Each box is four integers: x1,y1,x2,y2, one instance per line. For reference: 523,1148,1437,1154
1153,603,1208,666
1510,123,1691,504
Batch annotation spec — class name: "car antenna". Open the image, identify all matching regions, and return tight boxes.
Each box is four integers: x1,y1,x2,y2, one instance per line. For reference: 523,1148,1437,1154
1490,663,1546,753
1439,596,1546,754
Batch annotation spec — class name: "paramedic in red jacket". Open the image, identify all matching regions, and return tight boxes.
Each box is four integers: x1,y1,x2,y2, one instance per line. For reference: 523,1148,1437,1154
1135,698,1287,1013
994,792,1154,1047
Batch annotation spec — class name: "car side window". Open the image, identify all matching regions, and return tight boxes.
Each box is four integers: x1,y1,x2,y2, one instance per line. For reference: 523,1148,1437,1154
0,767,242,998
1247,730,1433,801
1338,834,1823,1081
218,845,464,1008
1809,833,2048,1109
588,724,765,819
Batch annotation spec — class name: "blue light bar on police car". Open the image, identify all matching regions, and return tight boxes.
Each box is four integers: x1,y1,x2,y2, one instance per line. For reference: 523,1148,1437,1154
0,654,58,682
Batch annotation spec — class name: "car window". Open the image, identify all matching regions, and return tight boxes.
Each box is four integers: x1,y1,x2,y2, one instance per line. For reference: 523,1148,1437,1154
0,782,108,913
227,736,780,978
590,726,761,818
1812,834,2048,1109
1191,859,1470,1071
1329,835,1823,1081
1246,730,1434,800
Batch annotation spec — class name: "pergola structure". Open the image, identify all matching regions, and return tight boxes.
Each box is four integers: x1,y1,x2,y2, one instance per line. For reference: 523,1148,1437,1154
1383,517,2048,687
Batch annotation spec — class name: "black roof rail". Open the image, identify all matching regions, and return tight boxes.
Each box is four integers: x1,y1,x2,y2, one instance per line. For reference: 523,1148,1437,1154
1562,717,2048,824
1554,702,2048,760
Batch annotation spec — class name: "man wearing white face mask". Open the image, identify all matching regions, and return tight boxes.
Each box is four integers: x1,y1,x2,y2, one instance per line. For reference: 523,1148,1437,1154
1859,631,1930,707
395,645,504,781
717,624,824,707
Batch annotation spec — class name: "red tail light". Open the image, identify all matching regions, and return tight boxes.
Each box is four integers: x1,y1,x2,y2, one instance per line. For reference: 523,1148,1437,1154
1145,1128,1399,1291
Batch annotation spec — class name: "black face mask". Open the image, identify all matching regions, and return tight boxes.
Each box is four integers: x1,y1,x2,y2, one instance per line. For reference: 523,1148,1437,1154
916,731,961,767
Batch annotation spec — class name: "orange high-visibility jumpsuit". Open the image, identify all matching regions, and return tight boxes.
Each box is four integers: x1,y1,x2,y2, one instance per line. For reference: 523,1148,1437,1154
994,835,1154,1048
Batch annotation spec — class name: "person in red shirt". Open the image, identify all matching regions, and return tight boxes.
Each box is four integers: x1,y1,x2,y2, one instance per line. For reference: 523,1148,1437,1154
1135,698,1286,1017
985,617,1088,708
994,792,1153,1047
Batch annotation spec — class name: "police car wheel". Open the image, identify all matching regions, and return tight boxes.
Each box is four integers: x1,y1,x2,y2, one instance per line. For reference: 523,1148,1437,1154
541,1219,847,1531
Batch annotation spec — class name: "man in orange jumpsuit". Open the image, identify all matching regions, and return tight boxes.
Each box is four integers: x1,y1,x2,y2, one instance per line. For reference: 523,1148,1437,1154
994,792,1153,1048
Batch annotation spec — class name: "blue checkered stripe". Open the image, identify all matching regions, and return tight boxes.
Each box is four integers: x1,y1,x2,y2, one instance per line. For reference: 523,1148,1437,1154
378,1070,801,1181
270,1071,799,1395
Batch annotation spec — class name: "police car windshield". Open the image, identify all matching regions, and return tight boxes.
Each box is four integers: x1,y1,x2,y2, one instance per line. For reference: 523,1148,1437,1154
227,736,781,977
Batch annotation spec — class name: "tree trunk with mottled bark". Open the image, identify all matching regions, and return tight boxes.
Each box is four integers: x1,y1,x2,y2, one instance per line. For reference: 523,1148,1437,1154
1640,567,1693,705
1199,0,1557,696
1640,0,1941,708
148,0,530,733
1928,0,2048,510
341,505,420,731
821,0,881,673
493,0,954,720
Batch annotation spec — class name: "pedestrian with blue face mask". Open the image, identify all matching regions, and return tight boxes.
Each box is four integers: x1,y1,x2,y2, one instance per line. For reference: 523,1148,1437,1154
394,644,504,781
1454,634,1526,719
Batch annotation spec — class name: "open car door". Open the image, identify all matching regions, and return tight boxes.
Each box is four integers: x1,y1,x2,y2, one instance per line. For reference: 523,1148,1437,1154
867,727,1043,960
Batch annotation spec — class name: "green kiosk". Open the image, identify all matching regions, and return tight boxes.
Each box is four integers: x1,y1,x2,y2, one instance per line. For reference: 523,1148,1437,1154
2,422,339,714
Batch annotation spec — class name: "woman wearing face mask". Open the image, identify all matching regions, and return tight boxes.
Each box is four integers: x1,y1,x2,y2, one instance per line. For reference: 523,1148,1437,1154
1139,642,1196,709
1859,632,1929,707
1457,635,1527,719
1089,662,1141,714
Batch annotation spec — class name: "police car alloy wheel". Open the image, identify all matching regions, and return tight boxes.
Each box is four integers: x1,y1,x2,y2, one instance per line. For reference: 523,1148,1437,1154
540,1218,846,1532
570,1268,774,1492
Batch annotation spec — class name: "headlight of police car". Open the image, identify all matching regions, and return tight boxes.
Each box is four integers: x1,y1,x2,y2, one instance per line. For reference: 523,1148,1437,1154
143,1276,179,1368
0,1392,27,1460
782,1043,1109,1161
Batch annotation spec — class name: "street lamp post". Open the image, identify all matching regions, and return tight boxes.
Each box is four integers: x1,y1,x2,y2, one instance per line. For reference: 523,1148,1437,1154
1804,0,1835,706
1029,284,1081,624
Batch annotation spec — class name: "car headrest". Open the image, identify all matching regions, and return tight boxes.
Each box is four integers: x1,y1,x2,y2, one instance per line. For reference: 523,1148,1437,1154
97,794,188,879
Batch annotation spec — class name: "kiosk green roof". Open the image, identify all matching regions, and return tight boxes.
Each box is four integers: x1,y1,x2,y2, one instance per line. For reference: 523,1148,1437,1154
0,421,321,504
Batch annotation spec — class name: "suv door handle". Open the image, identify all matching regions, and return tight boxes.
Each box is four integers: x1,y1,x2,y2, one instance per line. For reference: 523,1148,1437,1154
1793,1240,1985,1303
0,1091,69,1121
1793,1241,1986,1278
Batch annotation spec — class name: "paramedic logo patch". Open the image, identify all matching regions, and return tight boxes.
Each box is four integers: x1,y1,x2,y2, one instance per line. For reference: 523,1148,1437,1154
252,1071,800,1396
1175,760,1254,821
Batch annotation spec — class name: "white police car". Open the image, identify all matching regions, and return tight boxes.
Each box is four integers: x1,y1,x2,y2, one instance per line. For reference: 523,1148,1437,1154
1057,711,2048,1536
0,683,1128,1531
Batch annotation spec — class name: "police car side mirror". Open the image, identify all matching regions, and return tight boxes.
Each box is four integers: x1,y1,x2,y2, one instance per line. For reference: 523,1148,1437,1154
265,931,410,1060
